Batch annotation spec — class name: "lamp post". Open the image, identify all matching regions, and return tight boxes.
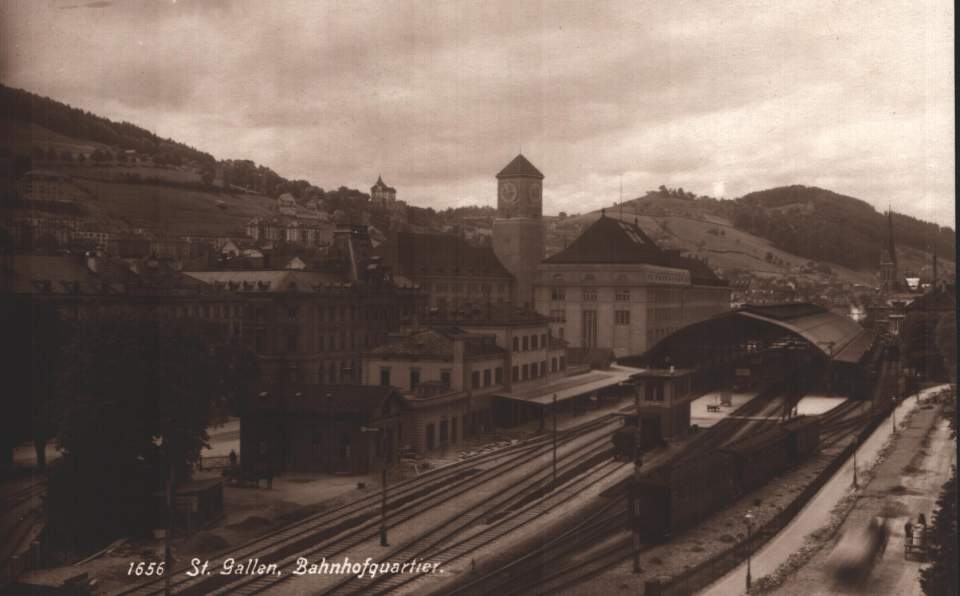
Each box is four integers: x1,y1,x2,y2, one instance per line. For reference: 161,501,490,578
744,511,754,592
552,393,558,484
361,425,389,546
851,438,859,488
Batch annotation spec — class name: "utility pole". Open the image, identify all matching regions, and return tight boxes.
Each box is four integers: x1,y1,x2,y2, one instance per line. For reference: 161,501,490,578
552,393,558,484
744,512,754,592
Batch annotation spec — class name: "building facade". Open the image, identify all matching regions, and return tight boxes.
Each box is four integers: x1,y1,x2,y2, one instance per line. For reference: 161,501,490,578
534,213,730,358
376,231,515,317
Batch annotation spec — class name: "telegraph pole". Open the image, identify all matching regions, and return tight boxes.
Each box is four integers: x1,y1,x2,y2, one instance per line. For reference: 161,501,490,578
552,393,558,484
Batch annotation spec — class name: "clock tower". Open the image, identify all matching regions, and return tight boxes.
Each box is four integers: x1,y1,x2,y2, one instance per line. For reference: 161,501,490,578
493,154,545,308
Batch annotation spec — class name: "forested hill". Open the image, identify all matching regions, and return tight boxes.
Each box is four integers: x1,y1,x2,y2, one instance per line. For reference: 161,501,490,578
731,185,955,271
0,84,215,167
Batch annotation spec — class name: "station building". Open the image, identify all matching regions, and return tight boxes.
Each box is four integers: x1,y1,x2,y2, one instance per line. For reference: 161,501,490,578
534,212,730,358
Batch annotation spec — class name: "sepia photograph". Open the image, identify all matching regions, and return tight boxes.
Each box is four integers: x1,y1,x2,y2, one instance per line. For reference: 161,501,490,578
0,1,956,595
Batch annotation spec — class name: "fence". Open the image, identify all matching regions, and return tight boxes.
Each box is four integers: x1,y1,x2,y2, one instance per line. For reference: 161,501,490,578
661,402,894,595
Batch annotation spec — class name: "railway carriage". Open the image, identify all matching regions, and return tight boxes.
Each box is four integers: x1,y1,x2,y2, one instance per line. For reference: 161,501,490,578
629,416,821,543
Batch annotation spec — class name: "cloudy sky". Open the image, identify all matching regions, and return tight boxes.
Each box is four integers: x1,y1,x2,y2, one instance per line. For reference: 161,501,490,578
1,0,954,226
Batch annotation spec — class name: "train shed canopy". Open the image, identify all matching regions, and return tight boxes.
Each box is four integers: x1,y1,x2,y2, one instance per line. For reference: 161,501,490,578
624,303,876,368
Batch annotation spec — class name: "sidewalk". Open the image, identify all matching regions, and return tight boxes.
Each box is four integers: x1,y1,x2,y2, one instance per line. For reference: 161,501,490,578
701,384,951,596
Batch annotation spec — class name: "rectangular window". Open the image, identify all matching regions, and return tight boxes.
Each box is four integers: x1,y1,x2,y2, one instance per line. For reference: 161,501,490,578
379,367,391,387
472,371,480,389
615,288,630,301
549,309,566,323
410,368,421,389
615,310,631,325
531,335,538,350
512,365,519,382
582,288,597,302
522,364,529,380
441,369,452,387
522,336,529,351
483,369,491,387
552,357,558,372
540,361,547,377
551,287,566,301
495,367,503,385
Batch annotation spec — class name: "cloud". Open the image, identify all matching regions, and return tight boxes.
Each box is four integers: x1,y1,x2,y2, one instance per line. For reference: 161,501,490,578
1,0,953,225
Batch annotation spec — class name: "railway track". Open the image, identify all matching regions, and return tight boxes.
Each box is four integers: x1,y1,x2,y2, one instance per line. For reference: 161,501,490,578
322,445,626,595
118,412,620,596
121,413,622,596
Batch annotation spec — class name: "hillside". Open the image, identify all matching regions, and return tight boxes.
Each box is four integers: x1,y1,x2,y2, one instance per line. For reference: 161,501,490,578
1,84,953,287
553,188,954,288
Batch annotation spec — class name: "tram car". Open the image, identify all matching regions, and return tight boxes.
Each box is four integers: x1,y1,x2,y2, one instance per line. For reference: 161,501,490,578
612,414,666,461
629,416,820,543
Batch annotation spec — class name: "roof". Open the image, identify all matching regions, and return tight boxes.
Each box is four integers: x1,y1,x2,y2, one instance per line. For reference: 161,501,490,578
544,216,726,286
429,304,550,326
544,215,665,265
3,255,126,294
369,329,454,359
368,328,505,359
251,384,403,415
380,232,513,278
495,365,641,405
371,176,396,192
184,270,347,291
738,303,868,362
496,154,544,179
624,302,876,366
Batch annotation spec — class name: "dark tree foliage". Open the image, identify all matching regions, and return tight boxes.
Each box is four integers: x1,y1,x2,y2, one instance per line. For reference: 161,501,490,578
920,472,958,596
0,84,215,166
733,185,955,270
901,311,951,382
45,317,257,551
934,312,956,383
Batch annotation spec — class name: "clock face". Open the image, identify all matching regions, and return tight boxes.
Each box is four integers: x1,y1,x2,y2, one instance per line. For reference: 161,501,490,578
499,181,519,205
528,182,541,209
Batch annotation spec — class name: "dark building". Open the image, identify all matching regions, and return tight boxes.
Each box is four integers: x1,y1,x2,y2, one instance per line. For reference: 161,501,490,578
376,231,514,317
241,384,404,475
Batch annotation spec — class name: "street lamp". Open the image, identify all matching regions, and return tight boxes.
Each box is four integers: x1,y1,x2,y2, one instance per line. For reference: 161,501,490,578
361,425,389,546
744,511,755,592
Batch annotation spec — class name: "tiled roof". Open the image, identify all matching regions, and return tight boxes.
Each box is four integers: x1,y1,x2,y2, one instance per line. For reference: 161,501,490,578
544,215,666,265
496,154,544,179
184,270,347,291
379,232,513,279
544,215,727,286
369,329,453,358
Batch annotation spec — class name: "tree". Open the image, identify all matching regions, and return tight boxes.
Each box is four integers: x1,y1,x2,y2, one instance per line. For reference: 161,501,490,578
934,312,956,383
920,472,957,596
46,317,257,551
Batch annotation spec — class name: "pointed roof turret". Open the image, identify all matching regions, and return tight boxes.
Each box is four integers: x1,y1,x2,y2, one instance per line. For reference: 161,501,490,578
496,154,544,179
884,209,898,265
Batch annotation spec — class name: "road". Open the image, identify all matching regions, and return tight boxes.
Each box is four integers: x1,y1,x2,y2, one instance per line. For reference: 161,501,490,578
702,385,952,596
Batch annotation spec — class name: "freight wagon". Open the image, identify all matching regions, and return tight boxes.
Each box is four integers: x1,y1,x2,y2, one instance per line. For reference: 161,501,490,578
629,416,820,543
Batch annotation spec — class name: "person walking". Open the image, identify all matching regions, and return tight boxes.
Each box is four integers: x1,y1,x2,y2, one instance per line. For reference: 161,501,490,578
905,519,914,551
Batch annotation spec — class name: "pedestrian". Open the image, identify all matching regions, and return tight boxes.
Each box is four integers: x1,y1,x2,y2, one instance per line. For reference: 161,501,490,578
228,449,238,468
905,519,913,545
918,513,927,527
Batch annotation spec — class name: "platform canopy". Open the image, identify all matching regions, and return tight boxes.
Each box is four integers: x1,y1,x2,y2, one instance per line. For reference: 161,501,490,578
494,364,641,406
623,303,876,368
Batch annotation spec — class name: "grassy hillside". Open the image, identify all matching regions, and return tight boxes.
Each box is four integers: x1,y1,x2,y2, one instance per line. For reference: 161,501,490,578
554,190,953,287
72,178,278,237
